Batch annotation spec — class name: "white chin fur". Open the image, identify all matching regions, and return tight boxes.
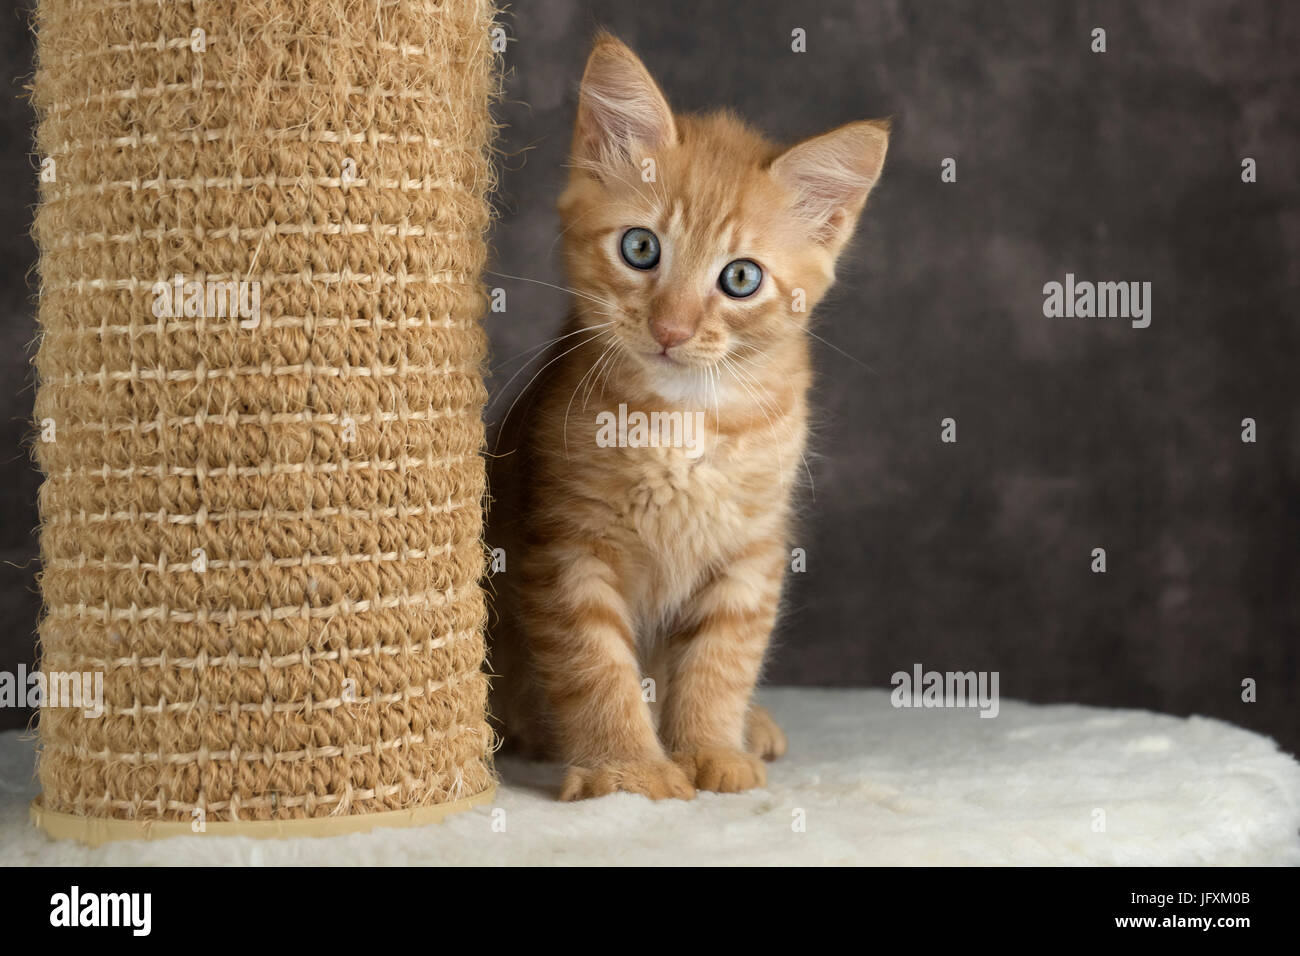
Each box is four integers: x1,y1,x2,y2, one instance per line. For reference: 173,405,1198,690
642,361,737,407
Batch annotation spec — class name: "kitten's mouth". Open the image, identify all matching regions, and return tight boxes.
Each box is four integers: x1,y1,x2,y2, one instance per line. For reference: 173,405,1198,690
651,348,684,367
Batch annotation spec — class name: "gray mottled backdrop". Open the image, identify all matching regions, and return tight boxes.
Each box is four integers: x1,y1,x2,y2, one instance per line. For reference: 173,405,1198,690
2,1,1296,754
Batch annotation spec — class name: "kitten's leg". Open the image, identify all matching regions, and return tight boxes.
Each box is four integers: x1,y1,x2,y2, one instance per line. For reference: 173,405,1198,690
661,542,785,792
527,542,695,802
745,704,787,761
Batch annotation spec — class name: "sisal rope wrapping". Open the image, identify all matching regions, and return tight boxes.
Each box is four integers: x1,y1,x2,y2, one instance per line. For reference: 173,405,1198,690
30,0,497,827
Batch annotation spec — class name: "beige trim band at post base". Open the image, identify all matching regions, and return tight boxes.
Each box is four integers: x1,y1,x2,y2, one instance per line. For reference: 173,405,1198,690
30,785,497,847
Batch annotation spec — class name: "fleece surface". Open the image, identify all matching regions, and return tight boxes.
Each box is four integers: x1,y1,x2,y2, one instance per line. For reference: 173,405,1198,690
3,688,1298,866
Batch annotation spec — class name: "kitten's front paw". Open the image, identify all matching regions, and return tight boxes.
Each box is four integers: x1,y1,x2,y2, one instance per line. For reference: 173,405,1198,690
559,759,696,802
745,705,788,761
673,747,767,793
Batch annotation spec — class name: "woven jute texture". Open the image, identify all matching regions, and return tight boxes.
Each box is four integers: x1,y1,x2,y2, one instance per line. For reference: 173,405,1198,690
31,0,497,824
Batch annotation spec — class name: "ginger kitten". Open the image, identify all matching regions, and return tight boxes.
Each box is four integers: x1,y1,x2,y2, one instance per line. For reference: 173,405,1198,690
488,34,888,800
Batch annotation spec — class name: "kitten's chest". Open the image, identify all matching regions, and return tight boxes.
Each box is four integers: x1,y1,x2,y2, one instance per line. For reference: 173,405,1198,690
616,439,789,569
611,441,790,641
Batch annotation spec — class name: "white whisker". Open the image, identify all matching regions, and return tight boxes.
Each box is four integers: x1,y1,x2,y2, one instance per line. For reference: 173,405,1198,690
563,335,620,456
721,352,815,498
492,320,616,372
492,325,613,454
488,321,614,411
486,269,624,314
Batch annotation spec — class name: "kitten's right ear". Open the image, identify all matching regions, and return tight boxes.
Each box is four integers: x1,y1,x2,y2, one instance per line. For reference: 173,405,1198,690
573,33,677,172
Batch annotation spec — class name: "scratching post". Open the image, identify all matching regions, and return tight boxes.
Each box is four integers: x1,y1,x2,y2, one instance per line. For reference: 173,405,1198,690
30,0,497,842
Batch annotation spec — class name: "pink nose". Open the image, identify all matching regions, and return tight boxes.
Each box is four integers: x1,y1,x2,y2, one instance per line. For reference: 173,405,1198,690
651,318,694,349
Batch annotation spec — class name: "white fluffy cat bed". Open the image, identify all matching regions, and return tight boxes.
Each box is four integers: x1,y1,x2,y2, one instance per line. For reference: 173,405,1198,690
3,688,1297,865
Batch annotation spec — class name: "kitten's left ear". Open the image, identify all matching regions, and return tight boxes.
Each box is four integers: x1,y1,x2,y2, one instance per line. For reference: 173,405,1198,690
770,119,890,251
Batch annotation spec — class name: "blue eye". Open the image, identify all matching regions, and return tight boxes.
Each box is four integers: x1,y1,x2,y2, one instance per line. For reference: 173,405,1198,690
620,228,660,269
719,259,762,298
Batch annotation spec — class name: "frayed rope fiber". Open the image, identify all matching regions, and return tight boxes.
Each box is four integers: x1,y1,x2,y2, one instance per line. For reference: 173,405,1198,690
31,0,498,826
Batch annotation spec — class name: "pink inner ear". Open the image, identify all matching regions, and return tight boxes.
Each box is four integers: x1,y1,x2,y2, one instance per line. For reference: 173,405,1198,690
576,47,676,167
771,124,888,242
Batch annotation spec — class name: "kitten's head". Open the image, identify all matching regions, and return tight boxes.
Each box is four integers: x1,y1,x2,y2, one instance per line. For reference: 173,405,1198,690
558,33,888,403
